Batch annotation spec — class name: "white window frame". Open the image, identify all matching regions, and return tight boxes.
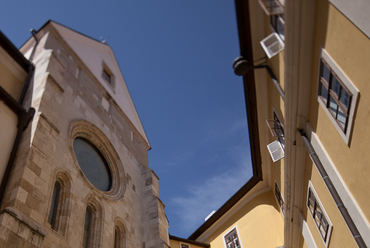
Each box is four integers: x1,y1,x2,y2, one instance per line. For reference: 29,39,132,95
307,181,333,247
179,242,191,248
223,226,243,248
317,49,359,145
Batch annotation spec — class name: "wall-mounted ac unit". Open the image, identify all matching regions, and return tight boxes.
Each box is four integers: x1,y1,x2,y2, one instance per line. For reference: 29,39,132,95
260,32,285,59
267,140,284,162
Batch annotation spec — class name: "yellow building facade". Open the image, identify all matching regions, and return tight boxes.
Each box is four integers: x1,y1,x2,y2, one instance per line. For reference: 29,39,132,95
176,0,370,248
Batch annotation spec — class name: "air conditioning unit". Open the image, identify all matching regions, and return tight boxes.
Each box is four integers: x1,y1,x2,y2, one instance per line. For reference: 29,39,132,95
260,32,285,59
267,140,284,162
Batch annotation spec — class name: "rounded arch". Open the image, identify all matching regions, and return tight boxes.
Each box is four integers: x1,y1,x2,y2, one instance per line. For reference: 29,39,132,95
47,170,72,237
83,195,104,248
69,119,126,200
114,218,126,248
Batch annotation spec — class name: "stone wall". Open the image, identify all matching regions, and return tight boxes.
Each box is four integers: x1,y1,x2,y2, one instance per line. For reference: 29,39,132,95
0,24,169,247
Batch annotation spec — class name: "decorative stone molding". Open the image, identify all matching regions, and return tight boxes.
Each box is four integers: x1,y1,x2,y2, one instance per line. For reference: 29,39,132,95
85,195,103,248
69,119,126,201
114,218,126,248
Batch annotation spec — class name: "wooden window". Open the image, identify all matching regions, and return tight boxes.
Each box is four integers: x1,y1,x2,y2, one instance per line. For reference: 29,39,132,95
181,243,190,248
48,181,60,229
101,63,115,88
317,49,359,145
318,58,352,133
224,228,241,248
307,184,332,245
102,69,112,84
274,182,285,216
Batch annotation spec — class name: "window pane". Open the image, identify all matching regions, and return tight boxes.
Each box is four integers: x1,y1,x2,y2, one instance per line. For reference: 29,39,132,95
331,78,340,96
337,107,346,129
234,238,240,248
321,62,330,84
329,95,338,116
231,230,236,238
277,15,285,39
339,89,350,109
48,181,60,228
74,138,112,191
319,83,328,103
226,235,231,243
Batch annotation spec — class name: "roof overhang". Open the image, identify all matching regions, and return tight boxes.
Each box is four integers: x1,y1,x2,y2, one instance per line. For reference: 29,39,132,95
188,0,262,240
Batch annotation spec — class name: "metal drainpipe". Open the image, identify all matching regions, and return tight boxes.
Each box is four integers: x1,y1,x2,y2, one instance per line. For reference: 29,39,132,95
28,29,39,63
298,129,367,248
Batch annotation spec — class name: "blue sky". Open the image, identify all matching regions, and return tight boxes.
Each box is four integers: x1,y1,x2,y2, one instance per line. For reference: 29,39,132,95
1,1,253,238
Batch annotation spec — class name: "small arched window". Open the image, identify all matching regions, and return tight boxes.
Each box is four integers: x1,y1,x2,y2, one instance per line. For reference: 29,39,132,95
48,181,60,229
83,206,93,248
47,171,72,236
83,197,103,248
114,220,126,248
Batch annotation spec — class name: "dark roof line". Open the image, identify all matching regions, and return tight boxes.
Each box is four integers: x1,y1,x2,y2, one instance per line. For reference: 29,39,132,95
20,19,111,50
188,0,262,241
0,31,32,71
170,235,210,247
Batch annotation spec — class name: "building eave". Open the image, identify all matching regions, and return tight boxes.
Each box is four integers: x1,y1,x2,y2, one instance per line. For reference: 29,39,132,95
0,31,32,72
188,0,262,241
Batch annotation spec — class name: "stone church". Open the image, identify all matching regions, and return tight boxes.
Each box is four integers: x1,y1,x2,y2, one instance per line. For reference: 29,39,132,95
0,20,169,247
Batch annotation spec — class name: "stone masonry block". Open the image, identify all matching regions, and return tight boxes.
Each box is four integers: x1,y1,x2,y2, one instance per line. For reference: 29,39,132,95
1,212,19,234
18,187,29,204
31,232,41,246
0,225,9,241
18,222,31,240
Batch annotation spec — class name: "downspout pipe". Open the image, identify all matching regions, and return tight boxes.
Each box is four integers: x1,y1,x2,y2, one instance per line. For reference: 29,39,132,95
0,86,35,208
298,129,366,248
28,29,39,63
233,56,285,101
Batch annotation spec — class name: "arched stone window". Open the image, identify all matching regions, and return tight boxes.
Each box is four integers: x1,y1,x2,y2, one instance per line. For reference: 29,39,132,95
70,120,126,200
48,181,60,229
47,171,72,236
83,196,103,248
114,219,126,248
